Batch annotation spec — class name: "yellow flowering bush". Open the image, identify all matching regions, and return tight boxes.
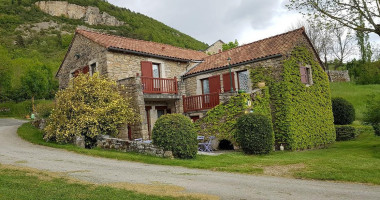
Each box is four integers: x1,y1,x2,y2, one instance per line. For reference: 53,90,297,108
44,73,139,147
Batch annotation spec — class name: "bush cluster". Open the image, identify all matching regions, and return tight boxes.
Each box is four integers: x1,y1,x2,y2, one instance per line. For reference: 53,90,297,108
44,73,138,148
235,113,274,155
152,114,197,159
363,94,380,136
332,97,355,125
335,125,357,141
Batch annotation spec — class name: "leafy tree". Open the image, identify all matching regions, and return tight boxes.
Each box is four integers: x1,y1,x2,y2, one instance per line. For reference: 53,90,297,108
20,66,49,113
222,39,239,51
44,73,139,148
364,94,380,136
356,14,372,62
287,0,380,37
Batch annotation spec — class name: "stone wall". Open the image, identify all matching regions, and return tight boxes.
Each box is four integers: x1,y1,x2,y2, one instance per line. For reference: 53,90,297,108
205,40,224,55
58,34,108,89
35,1,124,26
106,52,189,81
117,77,146,140
327,70,350,82
97,137,173,158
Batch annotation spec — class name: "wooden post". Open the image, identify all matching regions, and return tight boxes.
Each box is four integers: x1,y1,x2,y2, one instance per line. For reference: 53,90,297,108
182,95,186,113
174,77,178,94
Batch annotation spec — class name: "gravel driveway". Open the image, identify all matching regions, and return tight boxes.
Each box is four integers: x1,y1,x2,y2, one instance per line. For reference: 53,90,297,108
1,118,380,200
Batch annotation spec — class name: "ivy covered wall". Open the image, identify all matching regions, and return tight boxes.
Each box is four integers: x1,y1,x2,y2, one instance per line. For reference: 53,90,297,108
269,46,335,150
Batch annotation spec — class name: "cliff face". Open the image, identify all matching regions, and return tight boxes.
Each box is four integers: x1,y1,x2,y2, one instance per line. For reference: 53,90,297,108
35,1,124,26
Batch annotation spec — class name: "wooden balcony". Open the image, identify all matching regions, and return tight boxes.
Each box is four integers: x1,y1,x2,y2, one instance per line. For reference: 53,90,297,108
141,77,178,94
183,93,220,113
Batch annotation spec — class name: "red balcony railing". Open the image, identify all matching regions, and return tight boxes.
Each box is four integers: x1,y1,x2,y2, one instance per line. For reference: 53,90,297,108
183,93,220,112
141,77,178,94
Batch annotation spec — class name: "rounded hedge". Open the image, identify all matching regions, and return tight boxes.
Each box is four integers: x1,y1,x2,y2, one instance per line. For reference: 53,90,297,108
152,114,197,159
236,113,274,155
332,97,355,125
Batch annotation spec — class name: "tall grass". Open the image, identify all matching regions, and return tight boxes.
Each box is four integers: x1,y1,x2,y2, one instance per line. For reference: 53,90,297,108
330,82,380,121
0,100,53,118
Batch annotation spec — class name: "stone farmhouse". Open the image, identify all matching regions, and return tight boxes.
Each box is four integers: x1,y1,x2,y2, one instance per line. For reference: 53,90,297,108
205,40,224,55
57,27,334,149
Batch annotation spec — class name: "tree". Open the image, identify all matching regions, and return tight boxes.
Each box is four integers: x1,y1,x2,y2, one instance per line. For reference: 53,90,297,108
287,0,380,37
222,39,239,51
356,14,372,62
288,20,333,67
364,94,380,136
331,27,354,67
21,66,49,113
44,73,139,148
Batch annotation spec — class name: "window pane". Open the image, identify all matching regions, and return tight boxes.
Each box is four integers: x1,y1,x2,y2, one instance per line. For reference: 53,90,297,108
238,71,249,91
157,110,165,118
90,63,96,76
202,79,210,94
153,64,160,78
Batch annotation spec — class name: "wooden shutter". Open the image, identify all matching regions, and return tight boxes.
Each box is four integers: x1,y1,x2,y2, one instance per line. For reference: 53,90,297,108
300,67,308,84
209,75,221,94
141,61,153,77
82,65,89,74
223,72,235,92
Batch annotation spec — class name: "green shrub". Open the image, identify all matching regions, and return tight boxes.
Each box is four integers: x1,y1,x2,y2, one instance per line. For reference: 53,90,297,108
35,100,54,119
332,97,355,125
373,124,380,136
236,113,274,155
152,114,197,159
335,125,357,141
44,73,138,148
363,94,380,136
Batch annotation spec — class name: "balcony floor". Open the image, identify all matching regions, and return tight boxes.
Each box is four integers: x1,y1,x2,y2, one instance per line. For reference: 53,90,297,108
143,93,181,101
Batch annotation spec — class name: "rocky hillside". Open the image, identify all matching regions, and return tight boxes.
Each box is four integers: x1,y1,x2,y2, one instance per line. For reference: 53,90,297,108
0,0,208,102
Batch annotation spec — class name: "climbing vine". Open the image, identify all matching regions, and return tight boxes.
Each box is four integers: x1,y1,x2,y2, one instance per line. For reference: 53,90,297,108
195,94,250,144
195,89,272,145
250,46,335,150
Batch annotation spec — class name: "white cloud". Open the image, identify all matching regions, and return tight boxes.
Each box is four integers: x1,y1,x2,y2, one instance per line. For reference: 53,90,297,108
108,0,302,45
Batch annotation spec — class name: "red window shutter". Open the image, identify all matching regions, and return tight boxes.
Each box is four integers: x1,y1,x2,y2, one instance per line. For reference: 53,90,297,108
209,75,221,94
141,61,153,77
74,69,80,77
300,67,307,84
82,65,89,74
223,72,235,92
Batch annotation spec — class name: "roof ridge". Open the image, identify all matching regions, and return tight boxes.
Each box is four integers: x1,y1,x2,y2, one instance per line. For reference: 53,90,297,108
211,27,305,57
75,28,206,53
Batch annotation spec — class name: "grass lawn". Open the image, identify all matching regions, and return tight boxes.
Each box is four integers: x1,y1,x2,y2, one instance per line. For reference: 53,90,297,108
330,82,380,121
0,164,185,200
18,123,380,185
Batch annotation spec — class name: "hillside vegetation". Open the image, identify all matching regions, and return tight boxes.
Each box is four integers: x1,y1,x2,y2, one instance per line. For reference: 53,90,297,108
0,0,208,102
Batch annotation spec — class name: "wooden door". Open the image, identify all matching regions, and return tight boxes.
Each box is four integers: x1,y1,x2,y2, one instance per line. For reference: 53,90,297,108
223,72,235,92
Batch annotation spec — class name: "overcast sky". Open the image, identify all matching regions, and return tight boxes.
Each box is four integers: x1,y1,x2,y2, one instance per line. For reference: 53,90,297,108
108,0,379,49
108,0,303,45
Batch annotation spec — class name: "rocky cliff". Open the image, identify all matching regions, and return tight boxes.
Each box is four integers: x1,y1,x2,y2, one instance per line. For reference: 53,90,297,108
35,1,124,26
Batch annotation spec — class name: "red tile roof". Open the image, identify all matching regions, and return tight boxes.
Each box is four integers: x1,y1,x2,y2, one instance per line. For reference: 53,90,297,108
76,29,207,61
185,28,308,76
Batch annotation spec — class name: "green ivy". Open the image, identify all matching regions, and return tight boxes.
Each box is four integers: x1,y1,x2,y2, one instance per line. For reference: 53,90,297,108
264,46,335,150
195,90,272,145
195,94,250,144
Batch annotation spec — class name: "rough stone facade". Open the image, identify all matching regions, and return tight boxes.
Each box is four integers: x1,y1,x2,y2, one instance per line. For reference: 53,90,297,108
35,1,124,26
205,40,224,55
105,52,189,81
97,137,173,158
58,34,107,89
327,70,350,82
